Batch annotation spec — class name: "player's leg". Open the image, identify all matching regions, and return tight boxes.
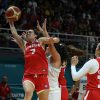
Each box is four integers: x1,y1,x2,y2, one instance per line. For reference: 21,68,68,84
36,75,49,100
61,86,68,100
23,80,35,100
38,89,49,100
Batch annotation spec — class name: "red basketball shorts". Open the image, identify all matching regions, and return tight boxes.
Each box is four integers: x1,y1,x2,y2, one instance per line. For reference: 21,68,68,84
61,86,68,100
84,90,100,100
23,74,49,94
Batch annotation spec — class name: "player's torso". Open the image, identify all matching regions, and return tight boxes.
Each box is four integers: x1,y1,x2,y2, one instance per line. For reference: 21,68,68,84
87,58,100,90
24,41,48,75
79,76,87,94
48,56,61,88
58,67,67,86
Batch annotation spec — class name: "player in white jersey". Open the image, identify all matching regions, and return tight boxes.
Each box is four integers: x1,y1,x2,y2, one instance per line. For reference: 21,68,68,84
78,76,87,100
47,43,68,100
37,19,68,100
47,55,61,100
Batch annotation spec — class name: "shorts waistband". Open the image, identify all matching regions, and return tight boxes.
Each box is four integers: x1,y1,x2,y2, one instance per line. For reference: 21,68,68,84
24,74,47,78
33,74,47,78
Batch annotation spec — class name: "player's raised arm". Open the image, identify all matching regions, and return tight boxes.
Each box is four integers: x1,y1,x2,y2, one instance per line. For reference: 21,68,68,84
9,22,25,52
5,6,25,52
38,37,60,44
37,19,49,37
41,19,49,37
37,19,60,43
37,18,61,68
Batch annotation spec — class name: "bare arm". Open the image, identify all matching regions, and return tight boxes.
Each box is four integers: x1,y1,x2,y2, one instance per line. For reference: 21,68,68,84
69,81,79,99
69,81,79,94
37,19,49,37
9,22,25,52
37,19,60,43
38,37,61,68
48,44,61,68
37,19,61,68
42,19,50,37
38,37,60,44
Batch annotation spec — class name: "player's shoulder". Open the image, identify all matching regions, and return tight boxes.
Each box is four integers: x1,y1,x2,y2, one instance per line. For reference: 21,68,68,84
86,58,99,67
87,58,97,63
84,59,97,66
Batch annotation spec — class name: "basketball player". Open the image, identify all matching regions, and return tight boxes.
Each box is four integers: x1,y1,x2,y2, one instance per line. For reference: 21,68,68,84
8,21,59,100
37,19,68,100
78,76,87,100
58,62,68,100
44,43,68,100
71,43,100,100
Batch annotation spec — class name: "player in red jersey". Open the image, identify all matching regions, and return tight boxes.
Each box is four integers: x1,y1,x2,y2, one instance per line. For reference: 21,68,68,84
71,43,100,100
58,61,68,100
8,20,59,100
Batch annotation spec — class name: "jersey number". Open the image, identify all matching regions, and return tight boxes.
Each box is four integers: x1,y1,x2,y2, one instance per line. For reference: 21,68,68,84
30,49,35,54
83,85,86,90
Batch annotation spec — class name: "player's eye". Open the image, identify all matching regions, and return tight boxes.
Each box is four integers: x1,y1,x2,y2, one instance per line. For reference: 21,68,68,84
26,31,33,35
29,30,34,33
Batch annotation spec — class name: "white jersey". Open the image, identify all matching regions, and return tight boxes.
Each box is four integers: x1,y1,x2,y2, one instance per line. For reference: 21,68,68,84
48,56,61,100
78,76,87,100
79,76,87,94
71,59,99,81
48,56,61,88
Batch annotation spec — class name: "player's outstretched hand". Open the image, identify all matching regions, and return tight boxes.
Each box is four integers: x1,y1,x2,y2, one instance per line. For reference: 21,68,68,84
71,56,79,66
37,20,44,33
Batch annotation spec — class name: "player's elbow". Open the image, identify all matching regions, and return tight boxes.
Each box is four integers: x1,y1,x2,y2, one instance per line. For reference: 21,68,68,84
53,37,60,43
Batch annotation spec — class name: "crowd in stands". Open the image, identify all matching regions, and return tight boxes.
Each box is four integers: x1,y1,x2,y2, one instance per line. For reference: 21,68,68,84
0,0,100,35
0,0,100,53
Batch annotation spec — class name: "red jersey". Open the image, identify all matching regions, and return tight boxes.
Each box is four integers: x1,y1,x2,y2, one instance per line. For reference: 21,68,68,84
58,67,68,100
0,83,11,98
24,40,48,75
86,58,100,90
58,67,67,86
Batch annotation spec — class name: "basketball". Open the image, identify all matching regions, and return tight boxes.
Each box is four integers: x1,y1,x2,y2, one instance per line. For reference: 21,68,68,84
5,6,21,22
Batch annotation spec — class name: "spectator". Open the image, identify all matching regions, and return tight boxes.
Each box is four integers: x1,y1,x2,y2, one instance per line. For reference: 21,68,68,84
0,75,12,100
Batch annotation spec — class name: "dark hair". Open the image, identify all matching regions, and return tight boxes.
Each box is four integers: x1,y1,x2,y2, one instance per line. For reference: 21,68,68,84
54,43,68,65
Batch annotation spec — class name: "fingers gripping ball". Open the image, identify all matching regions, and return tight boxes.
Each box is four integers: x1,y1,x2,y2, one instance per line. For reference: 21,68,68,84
5,6,21,22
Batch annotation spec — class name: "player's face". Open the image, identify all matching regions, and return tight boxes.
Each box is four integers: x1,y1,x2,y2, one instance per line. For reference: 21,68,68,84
61,61,67,67
25,29,37,42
